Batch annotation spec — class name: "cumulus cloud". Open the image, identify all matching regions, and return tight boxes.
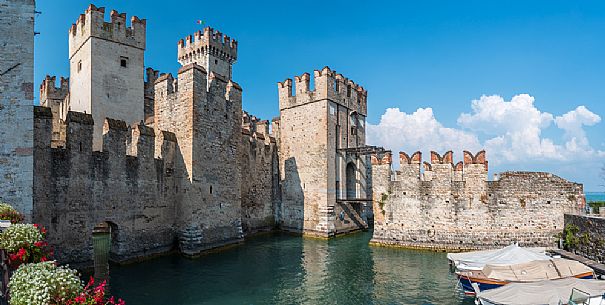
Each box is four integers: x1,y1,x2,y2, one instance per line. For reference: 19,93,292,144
367,94,603,166
555,106,602,157
366,107,482,164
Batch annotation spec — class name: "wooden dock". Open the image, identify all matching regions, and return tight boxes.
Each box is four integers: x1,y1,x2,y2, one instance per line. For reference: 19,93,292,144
550,249,605,276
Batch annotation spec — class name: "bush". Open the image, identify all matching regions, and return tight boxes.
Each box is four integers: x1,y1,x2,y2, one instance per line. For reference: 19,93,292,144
0,203,24,224
557,223,580,250
0,224,53,269
8,261,82,305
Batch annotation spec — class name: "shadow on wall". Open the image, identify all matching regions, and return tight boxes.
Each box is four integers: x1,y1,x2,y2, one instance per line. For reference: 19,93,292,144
280,157,304,232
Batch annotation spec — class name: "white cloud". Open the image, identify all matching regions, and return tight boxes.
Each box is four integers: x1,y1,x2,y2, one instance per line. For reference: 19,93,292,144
555,106,602,157
366,107,482,164
367,94,603,167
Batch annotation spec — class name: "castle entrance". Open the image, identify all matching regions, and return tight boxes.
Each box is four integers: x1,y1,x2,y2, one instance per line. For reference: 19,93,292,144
93,221,117,282
346,162,357,199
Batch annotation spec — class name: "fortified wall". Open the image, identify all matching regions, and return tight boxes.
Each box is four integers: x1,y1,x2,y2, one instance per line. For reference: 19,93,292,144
370,151,585,251
30,5,279,266
33,76,278,265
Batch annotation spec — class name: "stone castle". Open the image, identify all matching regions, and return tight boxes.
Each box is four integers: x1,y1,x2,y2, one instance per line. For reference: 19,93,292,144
1,1,585,266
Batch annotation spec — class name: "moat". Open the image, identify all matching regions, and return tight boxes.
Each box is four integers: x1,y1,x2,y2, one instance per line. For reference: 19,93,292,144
108,231,474,305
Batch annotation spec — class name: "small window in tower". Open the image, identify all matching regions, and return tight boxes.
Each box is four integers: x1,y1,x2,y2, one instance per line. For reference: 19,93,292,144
120,56,128,68
347,85,351,97
77,60,82,72
215,59,218,64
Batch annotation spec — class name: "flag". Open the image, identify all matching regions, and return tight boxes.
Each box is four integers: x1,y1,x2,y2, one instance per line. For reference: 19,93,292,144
196,20,205,26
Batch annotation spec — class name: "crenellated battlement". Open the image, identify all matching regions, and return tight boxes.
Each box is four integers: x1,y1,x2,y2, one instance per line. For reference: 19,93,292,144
278,66,368,115
370,151,392,165
40,75,69,102
388,150,488,185
68,4,146,58
35,106,176,164
177,27,238,66
241,111,276,145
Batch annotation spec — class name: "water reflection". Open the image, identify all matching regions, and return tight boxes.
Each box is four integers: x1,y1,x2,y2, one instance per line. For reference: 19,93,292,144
109,231,474,305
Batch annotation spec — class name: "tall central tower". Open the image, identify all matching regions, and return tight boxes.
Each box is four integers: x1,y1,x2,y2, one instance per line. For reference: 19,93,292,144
68,4,146,150
177,27,237,79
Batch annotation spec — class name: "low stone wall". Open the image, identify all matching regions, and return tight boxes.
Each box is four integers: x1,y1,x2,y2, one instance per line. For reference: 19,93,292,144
370,153,585,251
564,214,605,263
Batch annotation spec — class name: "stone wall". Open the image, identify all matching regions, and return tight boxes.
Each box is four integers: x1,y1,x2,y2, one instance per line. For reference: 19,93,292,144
239,118,279,235
154,64,244,255
371,151,585,251
33,107,178,266
0,0,35,220
564,214,605,264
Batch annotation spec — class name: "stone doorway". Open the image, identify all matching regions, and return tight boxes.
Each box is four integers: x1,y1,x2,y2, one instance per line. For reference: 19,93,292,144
346,162,357,199
92,221,117,282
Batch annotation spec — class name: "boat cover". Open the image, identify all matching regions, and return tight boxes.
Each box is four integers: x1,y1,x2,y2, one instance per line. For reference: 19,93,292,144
482,258,593,282
447,244,549,271
477,278,605,305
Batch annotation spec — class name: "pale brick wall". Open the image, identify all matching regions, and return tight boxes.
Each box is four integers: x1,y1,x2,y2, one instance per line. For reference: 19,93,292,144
0,0,35,219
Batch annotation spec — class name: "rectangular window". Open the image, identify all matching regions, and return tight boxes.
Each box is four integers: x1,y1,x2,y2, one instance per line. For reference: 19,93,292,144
77,60,82,72
120,56,128,68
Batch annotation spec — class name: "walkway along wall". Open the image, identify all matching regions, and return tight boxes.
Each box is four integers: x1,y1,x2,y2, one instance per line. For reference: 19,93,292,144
370,151,585,251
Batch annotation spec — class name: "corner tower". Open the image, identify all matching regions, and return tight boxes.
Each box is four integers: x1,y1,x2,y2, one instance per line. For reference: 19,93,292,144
177,27,237,79
68,4,146,150
277,67,370,237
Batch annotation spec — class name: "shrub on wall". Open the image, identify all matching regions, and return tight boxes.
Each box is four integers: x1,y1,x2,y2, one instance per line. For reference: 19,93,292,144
0,203,24,224
0,223,53,269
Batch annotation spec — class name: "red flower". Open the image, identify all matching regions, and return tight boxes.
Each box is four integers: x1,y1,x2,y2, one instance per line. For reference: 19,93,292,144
40,256,47,262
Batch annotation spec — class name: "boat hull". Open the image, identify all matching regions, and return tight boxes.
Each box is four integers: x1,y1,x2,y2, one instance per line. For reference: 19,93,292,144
457,272,595,295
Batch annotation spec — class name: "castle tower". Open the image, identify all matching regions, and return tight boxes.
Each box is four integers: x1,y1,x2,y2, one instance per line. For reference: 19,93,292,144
68,4,146,150
277,67,369,237
40,76,70,147
177,27,237,80
0,0,35,219
153,30,243,254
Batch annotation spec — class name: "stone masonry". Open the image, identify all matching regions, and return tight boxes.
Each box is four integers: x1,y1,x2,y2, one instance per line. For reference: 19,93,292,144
277,67,370,237
0,0,35,220
29,5,278,265
68,5,146,151
564,214,605,265
370,151,585,251
1,2,588,266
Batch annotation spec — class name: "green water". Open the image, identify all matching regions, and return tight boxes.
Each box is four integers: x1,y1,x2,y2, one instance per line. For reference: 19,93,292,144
109,231,474,305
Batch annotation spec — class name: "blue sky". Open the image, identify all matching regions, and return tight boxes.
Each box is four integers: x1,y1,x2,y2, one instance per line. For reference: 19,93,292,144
35,0,605,190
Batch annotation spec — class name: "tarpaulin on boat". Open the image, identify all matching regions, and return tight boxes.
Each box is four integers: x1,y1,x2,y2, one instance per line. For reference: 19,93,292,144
447,244,549,271
482,258,593,282
477,278,605,305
